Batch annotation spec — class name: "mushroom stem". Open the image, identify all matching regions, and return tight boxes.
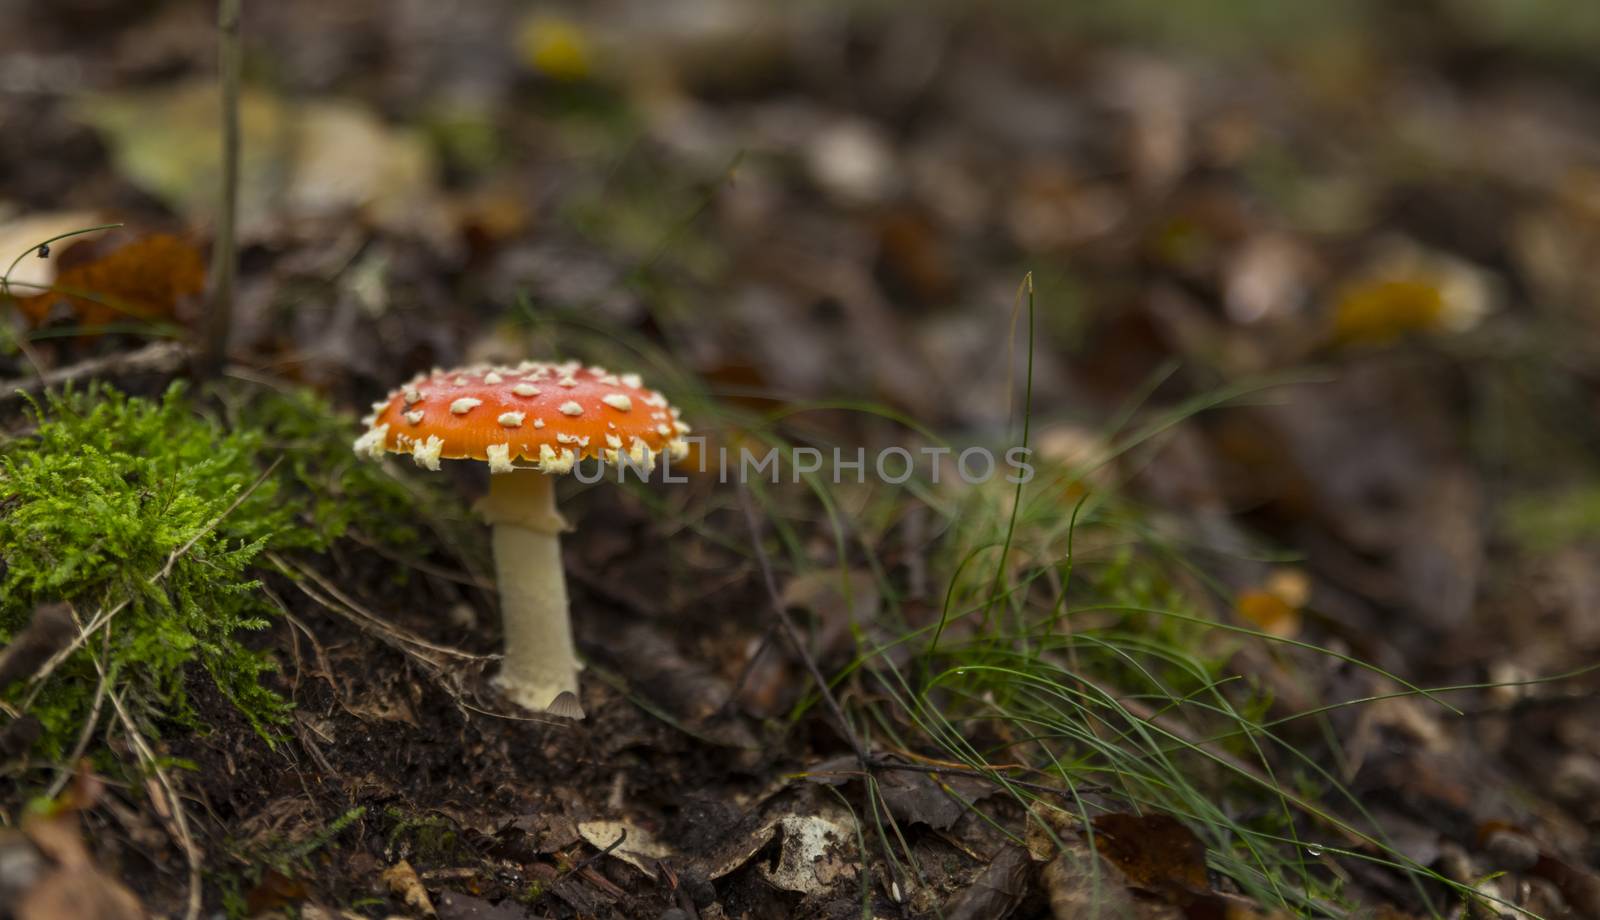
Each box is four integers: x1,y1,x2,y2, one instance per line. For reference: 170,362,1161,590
476,469,584,719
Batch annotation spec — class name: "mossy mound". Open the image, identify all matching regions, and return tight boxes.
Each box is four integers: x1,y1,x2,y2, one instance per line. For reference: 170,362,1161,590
0,382,423,761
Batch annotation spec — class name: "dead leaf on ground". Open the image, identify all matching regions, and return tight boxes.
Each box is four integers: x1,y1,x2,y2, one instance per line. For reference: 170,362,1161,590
762,812,858,895
515,14,594,82
688,800,859,894
75,83,446,242
1041,834,1153,920
1089,813,1211,899
575,818,674,879
0,211,106,295
436,889,539,920
16,233,203,330
0,601,75,690
1531,850,1600,918
782,568,879,649
245,870,311,915
382,859,437,917
876,766,996,831
736,567,879,716
1028,810,1282,920
942,844,1031,920
1328,241,1493,345
1234,569,1310,639
6,777,146,920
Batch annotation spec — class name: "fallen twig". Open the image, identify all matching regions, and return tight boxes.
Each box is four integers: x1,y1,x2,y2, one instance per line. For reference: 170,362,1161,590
45,625,113,799
0,339,188,408
267,552,492,662
73,605,202,920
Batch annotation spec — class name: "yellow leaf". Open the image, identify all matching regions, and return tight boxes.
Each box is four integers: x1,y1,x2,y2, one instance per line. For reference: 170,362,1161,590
1331,278,1445,344
1235,589,1300,638
517,15,593,82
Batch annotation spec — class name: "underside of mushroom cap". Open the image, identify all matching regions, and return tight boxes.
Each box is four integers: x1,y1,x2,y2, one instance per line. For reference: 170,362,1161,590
353,360,691,474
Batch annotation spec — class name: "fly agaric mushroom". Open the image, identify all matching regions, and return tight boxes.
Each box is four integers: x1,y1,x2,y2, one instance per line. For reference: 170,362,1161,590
353,360,690,718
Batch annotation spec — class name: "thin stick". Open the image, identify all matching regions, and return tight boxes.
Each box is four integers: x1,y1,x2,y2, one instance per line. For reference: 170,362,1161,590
108,687,203,920
0,224,124,300
199,0,242,378
0,223,123,383
268,552,492,661
69,605,202,920
0,340,188,406
45,625,113,799
736,484,869,767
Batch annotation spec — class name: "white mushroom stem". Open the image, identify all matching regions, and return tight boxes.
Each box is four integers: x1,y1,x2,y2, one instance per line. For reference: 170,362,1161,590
474,468,584,719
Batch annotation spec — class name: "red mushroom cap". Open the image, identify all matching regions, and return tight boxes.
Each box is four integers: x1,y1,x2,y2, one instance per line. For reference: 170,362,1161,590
354,361,690,473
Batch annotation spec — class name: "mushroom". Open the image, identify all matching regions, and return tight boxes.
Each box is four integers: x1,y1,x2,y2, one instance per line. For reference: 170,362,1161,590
352,360,690,718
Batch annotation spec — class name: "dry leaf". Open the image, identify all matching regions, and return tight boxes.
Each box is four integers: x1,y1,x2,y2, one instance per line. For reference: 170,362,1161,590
16,234,203,330
943,845,1031,920
1235,590,1299,638
1089,813,1210,898
1330,243,1492,345
381,859,436,917
1234,570,1308,639
13,787,145,920
516,15,593,81
576,819,674,878
0,212,106,296
75,84,445,242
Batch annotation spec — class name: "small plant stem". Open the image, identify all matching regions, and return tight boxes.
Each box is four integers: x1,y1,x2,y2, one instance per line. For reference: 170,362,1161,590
737,483,868,766
200,0,242,378
986,273,1034,634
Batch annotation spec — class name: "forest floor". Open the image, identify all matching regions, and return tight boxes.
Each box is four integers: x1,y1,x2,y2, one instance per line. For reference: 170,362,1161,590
2,2,1600,919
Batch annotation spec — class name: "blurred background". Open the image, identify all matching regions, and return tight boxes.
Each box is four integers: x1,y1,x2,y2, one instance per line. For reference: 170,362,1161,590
2,1,1599,917
6,0,1596,673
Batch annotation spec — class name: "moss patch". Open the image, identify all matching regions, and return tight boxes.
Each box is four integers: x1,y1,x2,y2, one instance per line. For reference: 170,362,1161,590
0,382,428,761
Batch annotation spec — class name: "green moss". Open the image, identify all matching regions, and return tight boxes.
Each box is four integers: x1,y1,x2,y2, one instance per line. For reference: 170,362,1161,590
0,382,434,761
381,807,473,864
216,805,369,919
219,384,426,550
1506,484,1600,553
